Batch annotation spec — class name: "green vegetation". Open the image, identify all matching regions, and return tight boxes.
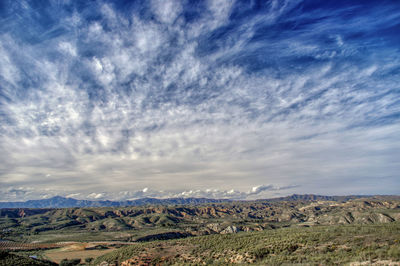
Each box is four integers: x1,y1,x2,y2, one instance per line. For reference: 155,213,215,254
59,258,81,266
1,196,399,243
1,196,399,265
0,250,56,266
94,222,400,265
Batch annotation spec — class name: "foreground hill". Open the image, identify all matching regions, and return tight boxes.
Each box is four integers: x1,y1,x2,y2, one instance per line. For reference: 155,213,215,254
94,222,400,265
0,195,399,243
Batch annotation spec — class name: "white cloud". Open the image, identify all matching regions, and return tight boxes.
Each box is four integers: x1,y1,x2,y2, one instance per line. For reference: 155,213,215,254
0,184,296,201
207,0,235,29
58,41,77,57
66,193,80,198
152,0,182,24
87,193,104,199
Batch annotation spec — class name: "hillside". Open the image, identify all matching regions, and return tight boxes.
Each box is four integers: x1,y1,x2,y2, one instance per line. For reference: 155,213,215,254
0,195,399,265
0,195,399,243
94,222,400,265
0,251,56,266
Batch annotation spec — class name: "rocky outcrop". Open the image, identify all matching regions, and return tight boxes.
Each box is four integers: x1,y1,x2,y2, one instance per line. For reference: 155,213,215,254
206,223,223,233
220,225,240,234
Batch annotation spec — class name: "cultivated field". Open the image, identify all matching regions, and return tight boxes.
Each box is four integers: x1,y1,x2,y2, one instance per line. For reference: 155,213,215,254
45,248,115,264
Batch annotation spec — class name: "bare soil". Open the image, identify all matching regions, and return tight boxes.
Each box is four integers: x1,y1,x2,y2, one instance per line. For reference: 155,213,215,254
45,248,115,264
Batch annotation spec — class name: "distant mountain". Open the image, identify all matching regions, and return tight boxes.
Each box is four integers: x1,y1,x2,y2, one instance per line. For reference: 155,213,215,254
0,194,397,209
0,196,229,209
261,194,375,202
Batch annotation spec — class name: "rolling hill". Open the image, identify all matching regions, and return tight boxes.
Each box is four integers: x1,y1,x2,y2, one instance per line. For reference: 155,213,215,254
0,195,399,244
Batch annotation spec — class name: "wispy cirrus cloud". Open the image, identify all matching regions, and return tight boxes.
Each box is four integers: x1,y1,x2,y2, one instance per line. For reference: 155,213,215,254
0,0,399,200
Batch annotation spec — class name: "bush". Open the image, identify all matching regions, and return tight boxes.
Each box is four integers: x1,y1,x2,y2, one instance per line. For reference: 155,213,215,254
251,246,270,259
388,246,400,260
60,258,81,266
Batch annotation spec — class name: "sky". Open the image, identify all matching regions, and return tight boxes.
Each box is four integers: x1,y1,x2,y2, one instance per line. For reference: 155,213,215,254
0,0,399,201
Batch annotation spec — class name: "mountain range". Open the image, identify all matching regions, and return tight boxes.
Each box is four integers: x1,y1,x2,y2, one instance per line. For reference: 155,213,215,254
0,194,391,209
0,196,229,208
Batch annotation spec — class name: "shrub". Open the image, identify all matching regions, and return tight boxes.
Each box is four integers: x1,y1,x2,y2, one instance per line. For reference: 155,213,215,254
251,246,270,259
388,246,400,260
60,258,81,266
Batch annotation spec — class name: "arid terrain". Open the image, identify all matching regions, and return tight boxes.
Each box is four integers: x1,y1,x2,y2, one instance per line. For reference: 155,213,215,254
1,195,399,265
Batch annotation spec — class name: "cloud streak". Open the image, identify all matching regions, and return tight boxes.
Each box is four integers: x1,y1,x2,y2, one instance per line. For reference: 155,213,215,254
0,0,399,200
0,184,296,201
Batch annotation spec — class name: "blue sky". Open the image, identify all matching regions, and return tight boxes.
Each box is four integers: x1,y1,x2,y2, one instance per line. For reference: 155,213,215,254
0,0,399,201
